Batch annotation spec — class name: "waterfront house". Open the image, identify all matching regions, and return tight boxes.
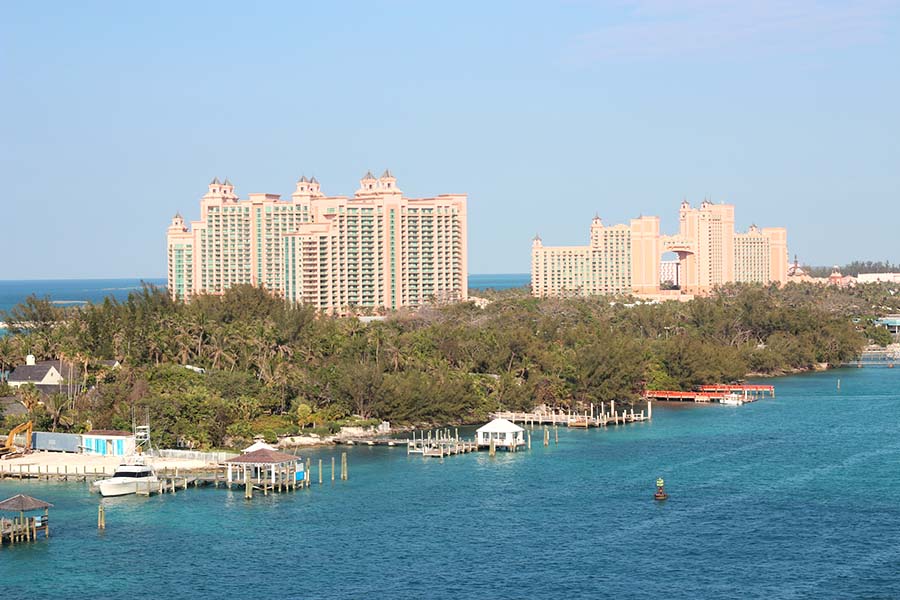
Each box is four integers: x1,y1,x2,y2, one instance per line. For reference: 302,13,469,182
476,418,526,450
82,430,135,456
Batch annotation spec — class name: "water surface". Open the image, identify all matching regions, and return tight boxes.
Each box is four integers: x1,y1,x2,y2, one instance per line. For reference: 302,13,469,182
1,368,898,599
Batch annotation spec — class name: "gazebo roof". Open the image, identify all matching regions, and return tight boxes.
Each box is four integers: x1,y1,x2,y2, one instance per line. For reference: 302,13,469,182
225,448,298,465
476,418,525,434
0,494,53,512
243,441,276,454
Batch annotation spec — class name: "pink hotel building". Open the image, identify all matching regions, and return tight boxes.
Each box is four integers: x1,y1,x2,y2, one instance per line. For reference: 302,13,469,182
167,172,467,313
532,200,788,298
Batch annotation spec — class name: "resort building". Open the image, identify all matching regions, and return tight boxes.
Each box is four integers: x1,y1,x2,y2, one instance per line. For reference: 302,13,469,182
167,172,467,313
660,260,679,288
532,200,788,298
531,216,660,298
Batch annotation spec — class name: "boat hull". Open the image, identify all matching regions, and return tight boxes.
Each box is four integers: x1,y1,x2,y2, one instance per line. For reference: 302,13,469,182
95,476,159,497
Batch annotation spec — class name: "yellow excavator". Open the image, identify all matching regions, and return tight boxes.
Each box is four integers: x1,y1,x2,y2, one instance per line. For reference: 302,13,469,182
0,421,33,459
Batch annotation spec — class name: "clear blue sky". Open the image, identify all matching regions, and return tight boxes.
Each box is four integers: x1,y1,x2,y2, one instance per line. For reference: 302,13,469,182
2,1,898,279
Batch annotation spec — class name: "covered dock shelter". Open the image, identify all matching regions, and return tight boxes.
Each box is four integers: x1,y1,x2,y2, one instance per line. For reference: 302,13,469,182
0,494,52,546
225,448,306,498
476,418,526,450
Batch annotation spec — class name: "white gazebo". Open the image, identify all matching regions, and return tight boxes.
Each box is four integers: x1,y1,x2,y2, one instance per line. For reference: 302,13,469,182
476,418,525,450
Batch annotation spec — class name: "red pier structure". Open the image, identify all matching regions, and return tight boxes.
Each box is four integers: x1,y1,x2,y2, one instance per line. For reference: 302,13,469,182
644,384,775,404
698,384,774,398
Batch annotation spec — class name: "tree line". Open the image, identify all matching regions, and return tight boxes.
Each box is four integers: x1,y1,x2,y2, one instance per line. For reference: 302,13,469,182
1,280,887,449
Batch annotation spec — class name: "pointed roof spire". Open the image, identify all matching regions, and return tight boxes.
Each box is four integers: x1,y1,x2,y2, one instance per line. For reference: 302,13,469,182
363,171,375,180
174,212,182,219
310,176,318,184
223,178,232,186
381,168,393,178
298,175,308,183
210,177,220,185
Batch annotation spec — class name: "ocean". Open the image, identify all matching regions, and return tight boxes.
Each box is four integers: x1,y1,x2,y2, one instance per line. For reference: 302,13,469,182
2,367,899,598
0,275,529,317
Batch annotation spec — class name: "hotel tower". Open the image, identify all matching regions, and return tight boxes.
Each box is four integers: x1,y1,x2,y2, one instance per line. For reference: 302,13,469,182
168,172,467,313
532,200,787,298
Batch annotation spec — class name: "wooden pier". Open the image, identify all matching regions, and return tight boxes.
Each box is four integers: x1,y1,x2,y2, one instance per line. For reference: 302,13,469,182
645,384,774,404
490,400,651,428
406,430,478,458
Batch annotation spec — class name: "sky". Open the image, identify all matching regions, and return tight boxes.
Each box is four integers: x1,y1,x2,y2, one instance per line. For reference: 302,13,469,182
2,0,899,279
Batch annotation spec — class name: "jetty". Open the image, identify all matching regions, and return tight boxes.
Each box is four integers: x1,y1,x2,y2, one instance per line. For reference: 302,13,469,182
490,400,651,428
644,384,774,404
844,348,900,368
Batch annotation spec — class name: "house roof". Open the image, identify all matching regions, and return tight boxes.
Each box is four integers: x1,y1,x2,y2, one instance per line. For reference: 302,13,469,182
225,448,298,465
7,364,60,383
85,430,132,437
476,418,525,434
0,494,53,512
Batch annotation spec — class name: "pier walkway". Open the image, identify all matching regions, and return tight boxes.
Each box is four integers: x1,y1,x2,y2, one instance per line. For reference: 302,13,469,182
644,384,774,404
490,400,651,428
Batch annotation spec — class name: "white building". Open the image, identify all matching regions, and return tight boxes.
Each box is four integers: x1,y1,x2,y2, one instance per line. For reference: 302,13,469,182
476,419,525,450
82,430,136,457
857,273,900,284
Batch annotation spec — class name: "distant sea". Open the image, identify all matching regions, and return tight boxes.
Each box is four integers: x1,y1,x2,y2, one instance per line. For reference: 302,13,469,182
0,274,530,318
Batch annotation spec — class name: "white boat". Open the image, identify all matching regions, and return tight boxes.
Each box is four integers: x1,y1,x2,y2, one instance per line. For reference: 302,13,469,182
93,460,158,497
719,392,744,406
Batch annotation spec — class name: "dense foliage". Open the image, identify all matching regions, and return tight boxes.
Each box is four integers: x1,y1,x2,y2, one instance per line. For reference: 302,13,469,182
2,280,888,448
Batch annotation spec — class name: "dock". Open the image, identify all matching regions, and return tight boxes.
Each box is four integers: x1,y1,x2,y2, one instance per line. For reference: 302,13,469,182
490,400,652,428
406,430,478,457
645,384,774,404
843,349,900,368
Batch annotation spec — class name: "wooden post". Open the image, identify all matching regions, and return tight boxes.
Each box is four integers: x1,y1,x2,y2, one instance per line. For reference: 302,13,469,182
544,427,549,447
489,437,495,457
97,505,105,530
318,459,323,484
554,425,558,445
527,431,532,450
331,456,335,482
341,452,348,481
648,401,652,420
44,508,49,538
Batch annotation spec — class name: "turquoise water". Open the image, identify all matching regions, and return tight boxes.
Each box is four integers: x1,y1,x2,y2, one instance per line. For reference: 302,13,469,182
2,368,899,598
468,273,530,290
0,278,167,315
0,275,528,318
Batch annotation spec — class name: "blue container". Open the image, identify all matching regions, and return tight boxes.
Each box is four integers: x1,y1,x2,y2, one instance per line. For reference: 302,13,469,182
32,431,81,453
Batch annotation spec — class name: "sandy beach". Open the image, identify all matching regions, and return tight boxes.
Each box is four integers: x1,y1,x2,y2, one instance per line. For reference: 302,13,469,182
0,451,214,476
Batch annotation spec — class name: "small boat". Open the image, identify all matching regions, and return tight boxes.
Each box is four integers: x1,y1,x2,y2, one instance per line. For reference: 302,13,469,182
93,459,158,497
719,392,744,406
654,490,668,501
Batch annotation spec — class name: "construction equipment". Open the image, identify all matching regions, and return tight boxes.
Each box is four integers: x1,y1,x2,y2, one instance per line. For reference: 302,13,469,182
0,421,33,459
